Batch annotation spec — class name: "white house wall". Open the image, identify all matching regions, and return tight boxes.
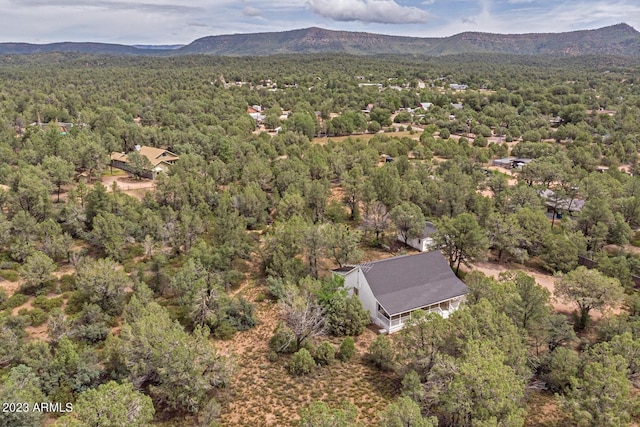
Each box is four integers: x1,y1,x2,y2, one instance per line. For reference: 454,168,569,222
341,268,380,327
397,234,434,252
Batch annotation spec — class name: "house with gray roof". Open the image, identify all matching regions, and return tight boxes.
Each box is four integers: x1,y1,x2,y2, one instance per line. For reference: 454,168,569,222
333,251,468,333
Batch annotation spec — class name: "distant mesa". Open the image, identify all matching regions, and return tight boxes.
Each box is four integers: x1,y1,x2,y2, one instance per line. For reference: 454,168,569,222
0,23,638,57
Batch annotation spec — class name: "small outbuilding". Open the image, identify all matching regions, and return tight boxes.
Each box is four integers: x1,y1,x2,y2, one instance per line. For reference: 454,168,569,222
398,221,437,252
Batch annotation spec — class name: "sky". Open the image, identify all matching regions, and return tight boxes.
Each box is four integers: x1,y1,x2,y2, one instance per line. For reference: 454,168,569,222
1,0,639,45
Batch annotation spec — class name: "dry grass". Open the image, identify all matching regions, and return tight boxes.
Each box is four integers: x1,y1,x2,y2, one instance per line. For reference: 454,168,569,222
215,283,396,427
525,391,563,427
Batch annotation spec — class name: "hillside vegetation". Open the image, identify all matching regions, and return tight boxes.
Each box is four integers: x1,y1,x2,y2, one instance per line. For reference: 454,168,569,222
1,23,639,56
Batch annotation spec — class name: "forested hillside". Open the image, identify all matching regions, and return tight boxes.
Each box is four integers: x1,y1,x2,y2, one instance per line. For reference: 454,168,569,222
1,23,639,57
0,52,639,426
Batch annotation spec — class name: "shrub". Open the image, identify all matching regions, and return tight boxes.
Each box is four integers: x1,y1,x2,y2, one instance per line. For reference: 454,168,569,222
226,297,257,331
338,337,356,362
288,348,315,376
213,320,237,340
270,321,297,354
1,293,29,310
58,274,76,292
0,269,19,282
28,308,48,327
64,291,85,315
313,342,335,366
32,295,64,312
367,335,395,371
0,289,6,307
74,304,111,343
326,294,370,337
325,199,348,223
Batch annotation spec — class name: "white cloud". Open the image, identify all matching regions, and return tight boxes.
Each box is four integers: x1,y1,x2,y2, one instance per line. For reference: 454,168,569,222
243,6,262,17
307,0,430,24
11,0,202,14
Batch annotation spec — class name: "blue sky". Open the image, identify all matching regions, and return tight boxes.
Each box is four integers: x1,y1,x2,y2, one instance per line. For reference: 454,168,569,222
1,0,639,44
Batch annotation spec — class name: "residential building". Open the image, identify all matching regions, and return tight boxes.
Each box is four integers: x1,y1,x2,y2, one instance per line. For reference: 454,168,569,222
333,251,468,333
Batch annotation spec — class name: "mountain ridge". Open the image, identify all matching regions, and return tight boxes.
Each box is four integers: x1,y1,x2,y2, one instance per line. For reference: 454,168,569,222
0,23,638,57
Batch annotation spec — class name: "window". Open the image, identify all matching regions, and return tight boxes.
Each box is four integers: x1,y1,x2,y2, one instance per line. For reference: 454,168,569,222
353,287,359,296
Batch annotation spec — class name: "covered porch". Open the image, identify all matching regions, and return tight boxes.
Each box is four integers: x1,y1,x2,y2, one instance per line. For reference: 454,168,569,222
374,296,464,333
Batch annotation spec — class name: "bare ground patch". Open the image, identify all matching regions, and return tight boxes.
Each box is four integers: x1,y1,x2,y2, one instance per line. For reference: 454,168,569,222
0,278,22,298
102,176,155,200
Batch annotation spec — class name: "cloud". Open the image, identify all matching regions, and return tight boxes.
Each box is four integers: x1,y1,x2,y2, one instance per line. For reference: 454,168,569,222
243,6,262,17
11,0,201,14
307,0,430,24
421,0,436,4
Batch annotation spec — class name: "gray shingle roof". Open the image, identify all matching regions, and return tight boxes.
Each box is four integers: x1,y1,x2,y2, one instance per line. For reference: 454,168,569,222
421,221,437,239
363,251,468,315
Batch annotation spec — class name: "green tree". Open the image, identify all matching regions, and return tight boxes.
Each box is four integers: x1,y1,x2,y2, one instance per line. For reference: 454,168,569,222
432,340,526,427
368,335,395,371
325,292,370,336
401,370,425,403
514,207,550,256
434,213,489,274
396,311,448,377
0,365,46,427
18,251,56,294
560,355,638,427
286,111,318,139
555,266,624,330
313,341,336,366
377,397,437,427
299,401,359,427
540,231,584,273
90,212,129,260
390,202,425,246
43,155,75,202
540,346,580,392
499,271,551,333
68,381,155,427
109,299,231,414
341,166,363,221
75,258,131,316
126,150,153,180
322,223,362,268
487,213,527,262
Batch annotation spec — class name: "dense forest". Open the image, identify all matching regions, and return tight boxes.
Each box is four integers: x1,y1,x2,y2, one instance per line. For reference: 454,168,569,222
0,52,639,426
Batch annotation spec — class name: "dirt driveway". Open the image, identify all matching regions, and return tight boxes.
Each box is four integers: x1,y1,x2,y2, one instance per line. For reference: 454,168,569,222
468,261,576,315
102,176,154,199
